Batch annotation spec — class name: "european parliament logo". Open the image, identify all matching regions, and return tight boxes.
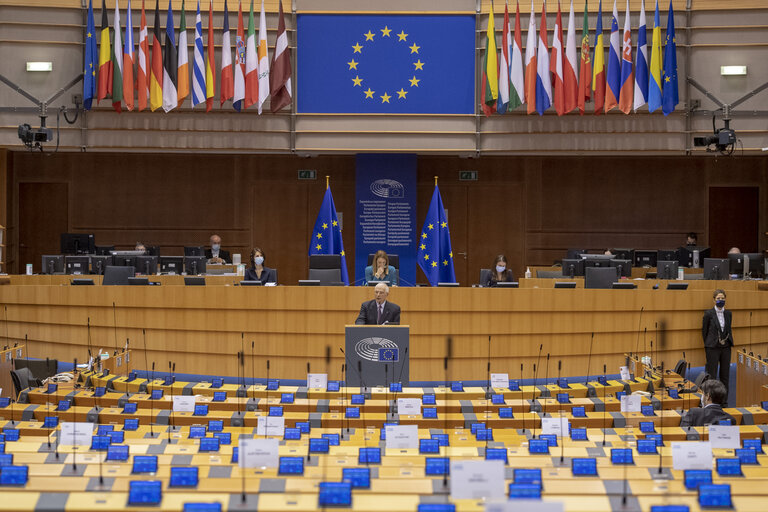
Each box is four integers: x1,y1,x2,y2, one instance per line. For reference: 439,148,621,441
355,337,399,363
297,14,475,114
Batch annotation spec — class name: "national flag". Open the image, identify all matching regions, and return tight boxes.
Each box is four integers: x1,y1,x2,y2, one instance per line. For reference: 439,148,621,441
269,0,292,112
592,0,605,114
550,1,565,116
205,0,215,112
123,0,135,111
480,3,498,116
563,0,578,114
605,0,620,112
162,0,178,112
496,2,511,114
137,0,149,111
524,0,537,114
633,0,648,111
233,0,246,111
111,0,123,112
177,0,189,107
97,0,112,104
577,0,591,114
662,1,678,115
149,0,163,111
192,0,205,107
509,1,525,108
257,0,270,113
417,185,456,287
648,0,662,113
220,0,234,105
83,0,97,110
244,0,258,109
309,186,350,286
535,1,552,115
618,0,634,113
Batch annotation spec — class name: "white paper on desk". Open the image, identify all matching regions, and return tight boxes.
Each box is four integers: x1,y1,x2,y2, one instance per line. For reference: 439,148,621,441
450,459,506,500
307,373,327,389
620,394,642,412
541,416,569,437
709,425,740,449
672,441,713,470
619,365,631,380
60,422,93,446
172,395,196,412
256,416,285,437
490,373,509,389
397,398,421,416
486,501,564,512
239,438,279,468
385,425,418,449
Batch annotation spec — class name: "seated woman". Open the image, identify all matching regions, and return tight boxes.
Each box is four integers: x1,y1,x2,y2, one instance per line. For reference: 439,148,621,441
244,247,277,284
487,254,515,287
364,250,399,286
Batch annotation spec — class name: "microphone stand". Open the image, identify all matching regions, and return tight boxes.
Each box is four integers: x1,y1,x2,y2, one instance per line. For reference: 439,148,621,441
520,363,526,435
602,364,607,446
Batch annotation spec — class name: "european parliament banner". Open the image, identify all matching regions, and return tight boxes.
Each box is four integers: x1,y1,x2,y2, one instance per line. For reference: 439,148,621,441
355,154,417,286
296,14,475,114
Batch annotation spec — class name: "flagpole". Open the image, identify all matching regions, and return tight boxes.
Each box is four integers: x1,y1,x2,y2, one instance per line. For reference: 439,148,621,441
326,175,329,189
434,176,438,186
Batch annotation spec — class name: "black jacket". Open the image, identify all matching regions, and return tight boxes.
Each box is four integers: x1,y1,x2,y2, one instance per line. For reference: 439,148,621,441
355,300,401,325
245,266,276,284
702,307,733,348
679,404,736,427
204,248,231,264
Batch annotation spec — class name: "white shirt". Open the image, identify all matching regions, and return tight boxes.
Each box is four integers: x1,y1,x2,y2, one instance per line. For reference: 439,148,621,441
715,306,725,330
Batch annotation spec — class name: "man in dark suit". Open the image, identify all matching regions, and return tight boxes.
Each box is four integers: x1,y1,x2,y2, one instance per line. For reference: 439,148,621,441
355,282,400,325
204,234,231,264
679,379,736,427
702,289,733,395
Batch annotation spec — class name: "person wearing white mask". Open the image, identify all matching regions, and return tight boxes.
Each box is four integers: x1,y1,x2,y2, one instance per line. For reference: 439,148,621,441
486,254,515,287
245,247,277,284
205,234,231,264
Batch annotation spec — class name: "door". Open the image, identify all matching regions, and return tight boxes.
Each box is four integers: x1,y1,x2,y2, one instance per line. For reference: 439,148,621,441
708,186,759,257
19,183,68,272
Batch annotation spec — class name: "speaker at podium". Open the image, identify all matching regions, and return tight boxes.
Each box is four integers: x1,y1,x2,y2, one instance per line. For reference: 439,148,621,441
344,325,409,388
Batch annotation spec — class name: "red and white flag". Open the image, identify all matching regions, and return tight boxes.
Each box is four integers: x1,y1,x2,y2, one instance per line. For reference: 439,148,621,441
220,0,234,105
269,0,292,112
550,1,565,115
563,0,579,113
137,0,149,111
244,0,258,109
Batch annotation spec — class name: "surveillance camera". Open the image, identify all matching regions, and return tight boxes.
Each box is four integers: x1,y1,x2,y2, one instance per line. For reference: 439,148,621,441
17,123,52,148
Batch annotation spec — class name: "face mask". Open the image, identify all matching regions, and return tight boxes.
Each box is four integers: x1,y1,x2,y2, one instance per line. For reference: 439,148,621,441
254,256,264,265
212,244,220,251
495,265,506,273
715,300,725,308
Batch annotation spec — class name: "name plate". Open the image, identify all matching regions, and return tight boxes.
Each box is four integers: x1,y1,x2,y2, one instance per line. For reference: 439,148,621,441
239,438,279,468
620,394,642,412
397,398,421,416
256,416,285,437
708,425,740,449
307,373,328,389
619,365,631,381
490,373,509,388
172,395,196,413
672,441,713,470
541,417,569,437
385,425,418,449
60,422,93,446
450,459,506,500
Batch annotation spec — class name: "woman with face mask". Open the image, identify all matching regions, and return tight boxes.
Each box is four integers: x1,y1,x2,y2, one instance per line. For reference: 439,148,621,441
245,247,277,284
701,289,733,398
486,254,515,287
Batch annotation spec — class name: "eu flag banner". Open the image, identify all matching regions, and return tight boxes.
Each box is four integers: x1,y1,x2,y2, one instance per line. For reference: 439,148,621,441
297,14,475,114
309,186,350,285
379,348,399,362
417,185,456,286
83,0,97,110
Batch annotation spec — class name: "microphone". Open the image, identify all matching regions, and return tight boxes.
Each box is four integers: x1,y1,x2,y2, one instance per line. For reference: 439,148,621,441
112,302,119,354
658,361,666,475
635,306,644,356
148,361,156,437
602,363,607,446
485,335,492,399
251,341,256,402
542,353,551,399
265,358,271,416
749,311,753,354
558,359,565,465
519,363,526,434
531,363,537,439
585,333,595,397
168,361,174,438
306,361,312,462
339,348,367,390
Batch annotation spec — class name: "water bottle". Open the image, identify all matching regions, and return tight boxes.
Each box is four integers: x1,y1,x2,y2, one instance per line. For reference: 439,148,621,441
525,267,532,279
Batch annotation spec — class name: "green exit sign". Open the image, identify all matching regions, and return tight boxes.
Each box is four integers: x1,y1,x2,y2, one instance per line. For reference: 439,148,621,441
459,171,478,181
298,170,317,180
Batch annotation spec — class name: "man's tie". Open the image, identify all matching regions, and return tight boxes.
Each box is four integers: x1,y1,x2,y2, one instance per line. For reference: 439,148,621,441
377,304,383,324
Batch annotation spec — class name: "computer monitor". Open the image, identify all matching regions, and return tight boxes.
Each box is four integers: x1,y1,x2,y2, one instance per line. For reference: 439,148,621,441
184,246,204,257
609,259,632,278
160,256,184,274
657,249,678,263
41,255,65,274
90,255,113,275
566,249,585,260
185,256,207,275
729,253,765,277
585,267,619,289
611,249,635,261
703,258,729,280
135,256,159,275
582,254,615,268
65,255,90,275
146,245,161,257
634,250,657,267
678,246,711,267
656,260,679,280
103,266,135,285
95,245,114,255
113,255,138,268
60,233,95,255
561,259,585,278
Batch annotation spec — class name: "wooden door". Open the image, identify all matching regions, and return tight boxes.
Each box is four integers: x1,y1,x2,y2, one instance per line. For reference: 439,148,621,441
708,186,759,257
19,183,68,272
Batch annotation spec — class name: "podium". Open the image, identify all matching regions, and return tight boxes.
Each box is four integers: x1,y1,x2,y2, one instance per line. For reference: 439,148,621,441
344,325,409,387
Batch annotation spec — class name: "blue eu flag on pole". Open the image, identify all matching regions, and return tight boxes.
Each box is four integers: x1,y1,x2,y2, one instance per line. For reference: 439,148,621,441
417,185,455,286
83,0,97,110
309,186,349,285
661,1,678,116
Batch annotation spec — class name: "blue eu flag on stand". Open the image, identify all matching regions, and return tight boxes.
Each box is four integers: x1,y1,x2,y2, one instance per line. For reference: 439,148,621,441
309,186,349,285
83,0,97,110
661,1,678,116
417,185,455,286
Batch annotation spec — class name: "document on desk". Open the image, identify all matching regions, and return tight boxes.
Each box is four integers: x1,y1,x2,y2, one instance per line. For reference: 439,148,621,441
620,394,642,412
450,459,505,500
541,416,569,437
172,395,196,412
397,398,421,416
60,422,93,446
307,373,328,389
672,441,713,470
486,501,564,512
708,425,740,449
490,373,509,388
256,416,285,437
239,438,279,468
619,366,631,380
385,425,418,449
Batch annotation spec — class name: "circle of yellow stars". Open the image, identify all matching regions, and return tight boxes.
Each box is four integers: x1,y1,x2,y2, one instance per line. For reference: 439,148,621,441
419,221,452,268
347,26,424,103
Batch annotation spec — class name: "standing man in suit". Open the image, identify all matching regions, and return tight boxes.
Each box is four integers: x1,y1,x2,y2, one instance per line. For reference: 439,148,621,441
355,282,401,325
205,234,231,264
702,289,733,396
679,379,736,427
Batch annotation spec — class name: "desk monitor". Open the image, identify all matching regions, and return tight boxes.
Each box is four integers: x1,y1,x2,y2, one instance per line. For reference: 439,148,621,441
612,282,636,289
495,281,519,288
128,277,150,286
703,258,729,280
90,255,113,275
65,255,90,275
184,276,206,286
667,282,689,290
611,248,635,261
160,256,184,274
609,259,632,278
41,255,65,274
240,280,263,286
114,254,138,268
729,253,765,277
554,281,577,289
678,246,710,267
145,245,161,257
71,278,95,286
103,266,135,285
185,256,206,275
561,258,585,278
634,250,657,267
656,260,679,280
581,254,615,268
60,233,95,255
566,248,585,259
95,245,114,255
585,266,619,289
184,246,204,257
135,255,158,275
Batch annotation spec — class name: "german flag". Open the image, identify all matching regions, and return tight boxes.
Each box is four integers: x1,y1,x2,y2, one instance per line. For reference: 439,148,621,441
150,0,164,111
